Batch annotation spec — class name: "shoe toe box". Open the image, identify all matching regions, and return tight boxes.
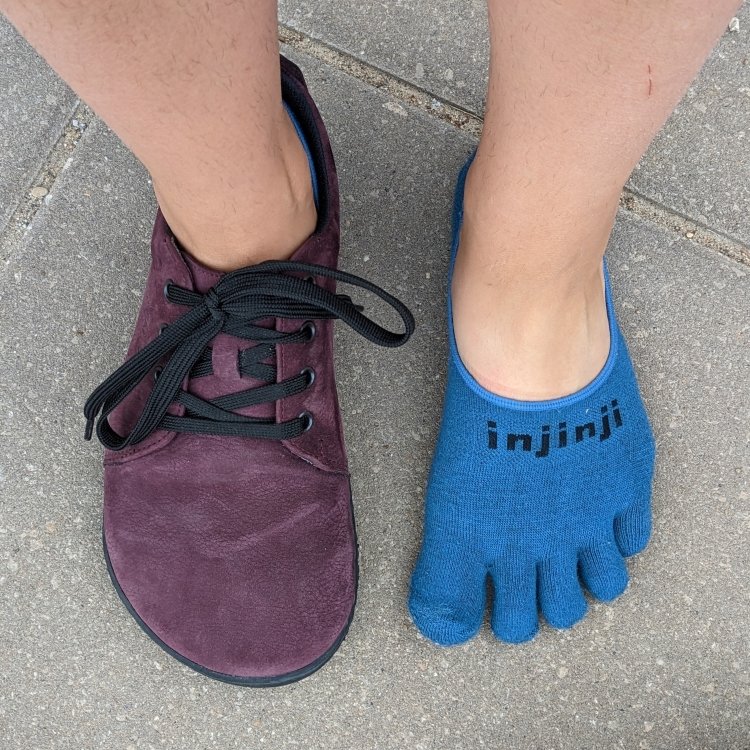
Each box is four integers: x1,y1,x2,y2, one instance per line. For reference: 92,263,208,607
103,437,356,683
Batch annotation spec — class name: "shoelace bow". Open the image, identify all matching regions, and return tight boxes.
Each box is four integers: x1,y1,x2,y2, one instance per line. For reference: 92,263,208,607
84,260,414,451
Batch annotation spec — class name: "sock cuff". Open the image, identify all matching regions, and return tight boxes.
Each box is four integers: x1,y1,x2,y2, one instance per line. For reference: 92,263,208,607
284,102,320,210
446,154,621,413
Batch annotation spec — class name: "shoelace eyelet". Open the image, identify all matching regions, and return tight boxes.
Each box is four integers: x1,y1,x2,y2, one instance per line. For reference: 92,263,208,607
84,259,414,451
301,367,316,387
158,323,168,335
299,411,314,432
300,321,317,341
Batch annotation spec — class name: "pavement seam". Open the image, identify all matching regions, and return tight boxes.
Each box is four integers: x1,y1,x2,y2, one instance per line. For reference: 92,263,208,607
280,23,750,268
0,100,95,264
621,189,750,266
279,25,483,137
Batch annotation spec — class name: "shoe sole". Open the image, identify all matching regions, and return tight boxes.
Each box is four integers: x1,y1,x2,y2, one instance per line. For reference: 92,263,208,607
102,487,358,687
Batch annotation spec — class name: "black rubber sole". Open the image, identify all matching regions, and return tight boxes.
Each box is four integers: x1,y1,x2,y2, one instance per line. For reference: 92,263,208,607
103,527,358,687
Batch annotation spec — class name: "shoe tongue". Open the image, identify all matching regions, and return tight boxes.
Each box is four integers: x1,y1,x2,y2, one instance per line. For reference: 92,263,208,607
180,249,224,294
178,241,323,290
176,243,279,421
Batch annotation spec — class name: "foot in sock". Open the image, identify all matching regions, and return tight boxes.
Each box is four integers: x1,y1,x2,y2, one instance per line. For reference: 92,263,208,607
408,158,656,645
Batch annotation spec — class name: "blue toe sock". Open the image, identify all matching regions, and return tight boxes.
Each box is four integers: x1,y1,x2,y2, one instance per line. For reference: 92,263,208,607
408,157,656,646
284,103,320,209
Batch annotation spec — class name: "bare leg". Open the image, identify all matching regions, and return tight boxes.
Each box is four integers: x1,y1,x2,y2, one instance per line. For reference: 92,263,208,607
1,0,314,272
456,0,740,400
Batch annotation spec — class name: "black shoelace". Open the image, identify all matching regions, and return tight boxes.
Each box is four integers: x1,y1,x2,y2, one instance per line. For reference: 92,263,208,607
84,261,414,451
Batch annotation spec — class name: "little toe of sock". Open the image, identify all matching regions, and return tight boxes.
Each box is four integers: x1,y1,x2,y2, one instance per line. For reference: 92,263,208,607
490,560,539,644
578,536,629,602
409,540,486,646
537,556,588,630
614,494,652,557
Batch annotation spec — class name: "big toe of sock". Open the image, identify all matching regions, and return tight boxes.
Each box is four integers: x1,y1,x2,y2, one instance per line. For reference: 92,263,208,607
408,541,486,646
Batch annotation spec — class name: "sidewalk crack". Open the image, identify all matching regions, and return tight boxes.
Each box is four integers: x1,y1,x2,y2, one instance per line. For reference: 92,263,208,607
0,100,94,264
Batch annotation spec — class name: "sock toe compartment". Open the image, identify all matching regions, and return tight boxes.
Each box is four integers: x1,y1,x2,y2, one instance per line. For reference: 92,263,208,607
408,539,487,646
578,536,630,602
489,560,539,643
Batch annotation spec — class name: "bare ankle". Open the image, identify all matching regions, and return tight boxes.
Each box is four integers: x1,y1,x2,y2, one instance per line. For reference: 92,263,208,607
151,109,317,272
453,165,615,400
453,256,610,399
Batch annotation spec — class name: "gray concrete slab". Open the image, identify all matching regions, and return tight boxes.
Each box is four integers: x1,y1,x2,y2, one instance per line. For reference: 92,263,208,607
279,1,750,246
0,50,748,749
629,7,750,247
0,17,78,233
279,0,490,114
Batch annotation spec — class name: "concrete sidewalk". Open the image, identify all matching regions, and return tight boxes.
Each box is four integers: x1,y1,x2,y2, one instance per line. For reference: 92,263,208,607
1,6,748,750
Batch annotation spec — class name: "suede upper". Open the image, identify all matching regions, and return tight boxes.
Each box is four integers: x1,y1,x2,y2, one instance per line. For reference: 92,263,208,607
101,58,357,680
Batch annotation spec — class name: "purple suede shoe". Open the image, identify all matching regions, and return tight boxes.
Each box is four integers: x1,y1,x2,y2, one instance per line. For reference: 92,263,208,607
84,57,414,686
